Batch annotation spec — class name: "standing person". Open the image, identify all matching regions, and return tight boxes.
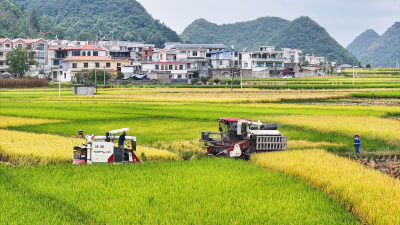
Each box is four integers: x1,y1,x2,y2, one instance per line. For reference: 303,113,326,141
118,131,127,148
354,135,361,154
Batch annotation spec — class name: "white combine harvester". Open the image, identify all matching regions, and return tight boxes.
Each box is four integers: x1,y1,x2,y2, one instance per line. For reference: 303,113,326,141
73,128,140,164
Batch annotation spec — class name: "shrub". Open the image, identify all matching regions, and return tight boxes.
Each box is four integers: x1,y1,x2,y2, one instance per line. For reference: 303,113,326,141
0,78,48,88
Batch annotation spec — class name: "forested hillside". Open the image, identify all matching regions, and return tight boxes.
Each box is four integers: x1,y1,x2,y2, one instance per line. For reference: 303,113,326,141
363,22,400,67
0,0,54,38
181,16,358,64
346,29,380,60
268,17,358,65
180,17,289,51
12,0,181,47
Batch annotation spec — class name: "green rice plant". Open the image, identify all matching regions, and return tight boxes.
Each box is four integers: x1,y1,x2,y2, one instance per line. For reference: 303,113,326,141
0,159,358,224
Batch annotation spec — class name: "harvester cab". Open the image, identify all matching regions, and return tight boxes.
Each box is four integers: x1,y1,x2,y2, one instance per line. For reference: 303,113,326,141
200,118,287,159
73,128,140,164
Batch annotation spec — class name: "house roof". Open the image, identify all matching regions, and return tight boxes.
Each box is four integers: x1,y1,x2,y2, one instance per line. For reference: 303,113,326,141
170,43,226,50
63,56,112,61
0,38,12,42
12,38,45,43
63,44,104,51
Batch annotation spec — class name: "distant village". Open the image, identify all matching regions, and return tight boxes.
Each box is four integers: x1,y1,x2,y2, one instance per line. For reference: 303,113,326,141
0,38,345,83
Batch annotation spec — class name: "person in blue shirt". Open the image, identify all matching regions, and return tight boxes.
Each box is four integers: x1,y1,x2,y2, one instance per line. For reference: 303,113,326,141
354,135,360,154
118,131,127,148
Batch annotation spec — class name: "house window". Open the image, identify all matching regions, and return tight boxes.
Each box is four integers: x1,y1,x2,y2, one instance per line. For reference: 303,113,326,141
0,44,2,47
179,65,183,70
168,65,173,70
202,62,206,66
117,63,121,67
54,60,59,66
88,51,91,56
219,61,223,66
84,63,88,68
82,51,86,56
244,63,248,68
93,51,98,56
0,62,3,66
5,44,10,48
37,43,45,51
266,63,273,67
276,63,282,67
72,63,77,68
95,62,100,68
178,74,182,79
155,65,160,70
106,63,111,68
72,50,80,56
257,63,264,67
193,51,197,57
0,52,3,57
17,43,23,48
64,73,66,79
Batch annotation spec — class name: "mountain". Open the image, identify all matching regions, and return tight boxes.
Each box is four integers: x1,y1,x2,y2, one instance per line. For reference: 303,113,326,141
360,22,400,67
181,16,358,64
268,17,358,65
0,0,53,38
180,17,290,51
347,29,380,60
12,0,181,47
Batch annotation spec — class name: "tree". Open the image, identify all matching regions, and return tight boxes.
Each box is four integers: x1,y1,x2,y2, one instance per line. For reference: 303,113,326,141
200,76,210,84
357,61,362,67
5,48,37,77
77,32,95,41
30,10,40,30
366,64,371,68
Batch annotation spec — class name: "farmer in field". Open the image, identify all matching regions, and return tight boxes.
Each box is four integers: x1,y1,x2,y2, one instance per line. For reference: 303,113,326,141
77,130,84,139
118,131,127,148
354,135,361,154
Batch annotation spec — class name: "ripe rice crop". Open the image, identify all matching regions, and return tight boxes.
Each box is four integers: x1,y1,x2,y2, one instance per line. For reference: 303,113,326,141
265,115,400,146
0,116,62,128
0,78,48,88
0,129,179,165
251,150,400,225
0,159,358,224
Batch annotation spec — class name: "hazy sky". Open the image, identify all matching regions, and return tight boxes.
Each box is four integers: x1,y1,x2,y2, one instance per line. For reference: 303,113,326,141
136,0,400,47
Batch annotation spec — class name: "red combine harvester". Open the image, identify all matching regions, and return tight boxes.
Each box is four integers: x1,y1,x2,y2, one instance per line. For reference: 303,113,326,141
200,118,287,159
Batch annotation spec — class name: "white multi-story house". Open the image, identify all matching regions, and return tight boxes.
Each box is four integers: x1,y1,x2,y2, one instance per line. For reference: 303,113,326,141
241,46,285,72
305,53,325,65
282,48,303,64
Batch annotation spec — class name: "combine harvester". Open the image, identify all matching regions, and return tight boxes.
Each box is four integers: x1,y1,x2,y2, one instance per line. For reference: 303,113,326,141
73,128,140,164
200,118,287,160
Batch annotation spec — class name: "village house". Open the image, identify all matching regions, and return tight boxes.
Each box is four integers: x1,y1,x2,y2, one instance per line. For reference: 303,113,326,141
305,53,325,65
48,44,107,81
0,38,13,74
61,56,129,82
282,48,303,64
240,46,285,77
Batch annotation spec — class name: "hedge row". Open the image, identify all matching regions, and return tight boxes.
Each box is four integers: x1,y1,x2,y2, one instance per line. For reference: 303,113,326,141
0,78,48,88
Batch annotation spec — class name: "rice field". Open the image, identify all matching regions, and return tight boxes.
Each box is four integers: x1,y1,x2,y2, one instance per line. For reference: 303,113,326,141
1,84,400,224
252,150,400,225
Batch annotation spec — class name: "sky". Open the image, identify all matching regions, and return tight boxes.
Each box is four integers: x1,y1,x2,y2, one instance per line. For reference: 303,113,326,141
137,0,400,47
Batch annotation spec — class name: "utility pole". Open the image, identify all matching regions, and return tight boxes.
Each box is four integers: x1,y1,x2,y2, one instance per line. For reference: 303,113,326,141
58,72,61,100
95,67,97,94
103,66,106,86
230,67,233,92
352,65,355,85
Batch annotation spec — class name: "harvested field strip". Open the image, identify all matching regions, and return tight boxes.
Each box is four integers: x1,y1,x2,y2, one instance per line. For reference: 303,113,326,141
0,129,179,165
251,150,400,225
